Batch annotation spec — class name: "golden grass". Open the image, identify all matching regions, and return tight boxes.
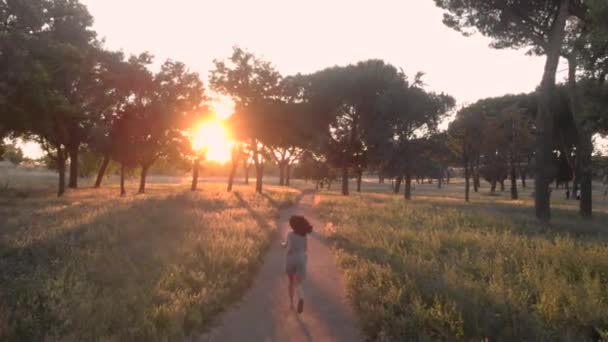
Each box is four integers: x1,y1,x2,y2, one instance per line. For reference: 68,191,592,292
0,181,299,341
318,183,608,341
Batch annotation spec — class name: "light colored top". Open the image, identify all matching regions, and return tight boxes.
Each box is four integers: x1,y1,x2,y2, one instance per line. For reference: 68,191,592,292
285,231,307,257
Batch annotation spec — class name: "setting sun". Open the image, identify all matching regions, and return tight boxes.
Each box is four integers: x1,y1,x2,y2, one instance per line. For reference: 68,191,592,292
193,119,232,163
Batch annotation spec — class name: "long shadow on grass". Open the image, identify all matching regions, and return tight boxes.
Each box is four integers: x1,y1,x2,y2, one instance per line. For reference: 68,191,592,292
0,191,232,341
419,197,608,241
356,190,608,242
233,192,274,233
328,237,594,341
260,191,280,208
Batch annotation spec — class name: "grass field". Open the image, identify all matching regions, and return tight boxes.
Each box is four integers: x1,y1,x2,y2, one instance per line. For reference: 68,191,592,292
318,179,608,341
0,175,299,341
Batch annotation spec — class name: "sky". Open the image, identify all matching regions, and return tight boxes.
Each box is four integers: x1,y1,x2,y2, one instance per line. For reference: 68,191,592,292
81,0,548,104
22,0,598,157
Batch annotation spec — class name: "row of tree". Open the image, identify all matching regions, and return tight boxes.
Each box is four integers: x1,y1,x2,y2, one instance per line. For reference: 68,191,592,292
210,48,456,198
2,0,455,201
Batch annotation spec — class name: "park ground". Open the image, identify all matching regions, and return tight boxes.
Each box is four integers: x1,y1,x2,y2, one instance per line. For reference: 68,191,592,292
0,169,299,341
317,178,608,341
2,167,608,341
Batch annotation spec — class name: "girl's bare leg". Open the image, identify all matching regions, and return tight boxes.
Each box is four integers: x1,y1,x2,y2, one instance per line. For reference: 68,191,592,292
288,275,295,308
294,276,304,313
294,276,303,299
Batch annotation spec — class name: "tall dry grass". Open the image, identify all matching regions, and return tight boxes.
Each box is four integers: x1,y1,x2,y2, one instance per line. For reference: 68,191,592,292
0,182,298,341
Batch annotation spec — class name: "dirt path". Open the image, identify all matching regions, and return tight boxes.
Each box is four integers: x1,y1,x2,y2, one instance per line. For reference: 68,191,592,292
200,193,361,342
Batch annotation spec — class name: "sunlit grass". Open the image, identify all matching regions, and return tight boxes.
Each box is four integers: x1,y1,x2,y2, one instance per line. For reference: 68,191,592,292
318,190,608,341
0,182,299,341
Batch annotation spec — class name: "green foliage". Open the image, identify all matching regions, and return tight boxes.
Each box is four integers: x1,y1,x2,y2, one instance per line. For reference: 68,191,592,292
0,142,24,165
320,192,608,341
293,61,454,195
78,146,104,178
210,46,282,142
433,0,581,53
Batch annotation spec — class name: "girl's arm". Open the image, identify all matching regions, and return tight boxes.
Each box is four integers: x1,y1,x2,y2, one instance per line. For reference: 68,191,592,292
281,233,290,247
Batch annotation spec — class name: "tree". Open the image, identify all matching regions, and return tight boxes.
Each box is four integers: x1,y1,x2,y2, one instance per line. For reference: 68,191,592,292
302,60,407,195
370,72,455,200
260,77,314,187
560,0,608,217
434,0,583,220
0,0,99,196
89,52,153,189
449,105,486,202
450,95,536,201
210,46,282,193
129,60,205,194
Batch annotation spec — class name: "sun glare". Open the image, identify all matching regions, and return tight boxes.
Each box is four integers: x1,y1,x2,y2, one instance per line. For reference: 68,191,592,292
193,119,232,163
212,97,235,120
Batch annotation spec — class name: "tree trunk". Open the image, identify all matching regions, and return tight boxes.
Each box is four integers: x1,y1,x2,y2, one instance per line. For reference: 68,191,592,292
500,180,505,192
394,175,403,194
521,171,527,188
578,132,593,217
404,171,412,200
341,155,349,196
138,164,150,194
120,163,126,197
356,170,362,192
253,144,263,194
57,148,66,197
437,166,443,189
94,154,110,188
279,162,285,186
244,163,249,185
510,160,518,200
68,143,79,189
286,164,291,186
191,157,200,191
491,180,497,193
255,163,263,194
227,160,237,192
464,162,470,202
379,174,385,184
446,169,451,184
473,164,480,192
567,56,593,218
534,0,569,222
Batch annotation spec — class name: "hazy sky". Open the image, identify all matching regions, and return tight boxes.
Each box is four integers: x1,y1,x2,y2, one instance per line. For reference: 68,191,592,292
83,0,549,104
21,0,578,157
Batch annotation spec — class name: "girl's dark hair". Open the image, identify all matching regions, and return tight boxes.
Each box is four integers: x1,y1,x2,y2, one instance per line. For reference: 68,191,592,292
289,215,313,236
